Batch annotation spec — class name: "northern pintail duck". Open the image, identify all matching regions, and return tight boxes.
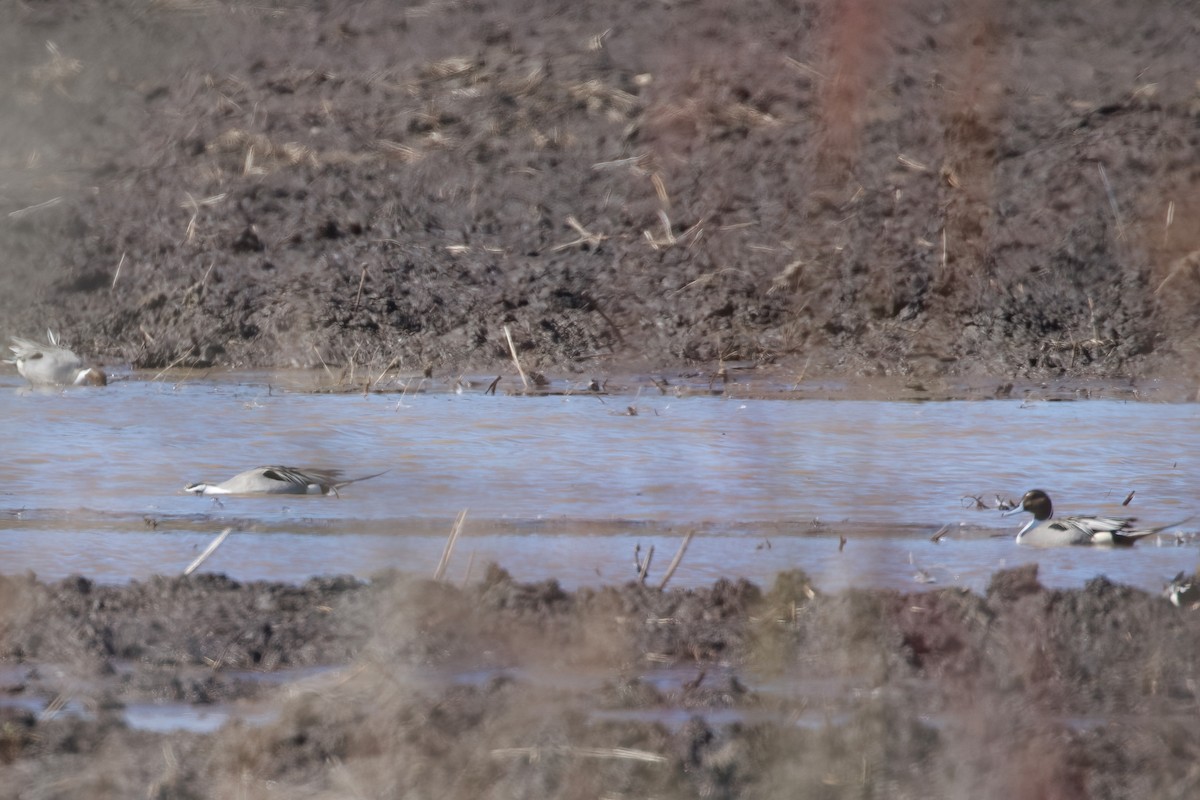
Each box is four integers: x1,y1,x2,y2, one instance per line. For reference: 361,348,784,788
7,332,106,386
1164,572,1200,608
1003,489,1185,547
185,466,386,496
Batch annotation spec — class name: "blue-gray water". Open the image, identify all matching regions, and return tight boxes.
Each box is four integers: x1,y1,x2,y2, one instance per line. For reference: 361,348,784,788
2,374,1197,594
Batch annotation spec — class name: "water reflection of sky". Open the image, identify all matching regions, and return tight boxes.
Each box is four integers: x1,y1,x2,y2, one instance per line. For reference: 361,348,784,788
2,376,1197,592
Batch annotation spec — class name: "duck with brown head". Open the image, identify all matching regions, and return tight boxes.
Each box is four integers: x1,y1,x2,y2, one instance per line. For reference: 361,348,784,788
1004,489,1188,547
7,331,106,387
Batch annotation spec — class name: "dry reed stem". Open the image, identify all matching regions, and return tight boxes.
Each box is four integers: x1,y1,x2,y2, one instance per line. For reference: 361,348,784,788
8,197,63,219
657,531,694,590
769,259,805,294
461,550,476,587
184,528,233,576
791,354,813,390
667,267,750,297
151,347,196,382
783,56,829,81
503,325,530,390
312,345,336,382
434,509,468,581
637,544,655,584
1154,250,1199,295
491,746,667,764
38,693,69,723
651,173,670,207
111,252,127,290
372,356,401,387
351,264,369,314
552,215,607,251
1096,163,1126,241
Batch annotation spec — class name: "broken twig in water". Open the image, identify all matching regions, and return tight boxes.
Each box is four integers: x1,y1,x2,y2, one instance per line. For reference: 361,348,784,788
503,325,530,390
636,544,655,584
151,347,196,383
434,509,468,581
658,530,694,590
184,528,232,576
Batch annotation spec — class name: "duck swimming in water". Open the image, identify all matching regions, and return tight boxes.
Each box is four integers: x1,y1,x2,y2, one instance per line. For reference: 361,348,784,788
1004,489,1187,547
7,332,106,386
185,466,386,496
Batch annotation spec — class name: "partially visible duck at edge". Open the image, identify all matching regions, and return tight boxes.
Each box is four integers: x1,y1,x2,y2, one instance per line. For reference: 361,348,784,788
1004,488,1188,547
1164,571,1200,608
185,466,387,496
7,331,107,387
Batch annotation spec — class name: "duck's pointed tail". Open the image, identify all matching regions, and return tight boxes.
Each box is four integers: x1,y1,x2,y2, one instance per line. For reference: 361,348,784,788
329,470,389,495
1113,515,1193,546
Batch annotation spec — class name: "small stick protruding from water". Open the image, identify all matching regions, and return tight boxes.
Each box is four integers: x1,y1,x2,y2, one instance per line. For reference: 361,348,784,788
838,535,848,552
462,550,476,588
658,530,694,590
485,375,501,395
312,345,335,382
930,525,949,543
503,325,530,390
1123,490,1135,507
151,347,196,382
636,544,655,584
185,528,233,576
434,509,468,581
372,356,400,388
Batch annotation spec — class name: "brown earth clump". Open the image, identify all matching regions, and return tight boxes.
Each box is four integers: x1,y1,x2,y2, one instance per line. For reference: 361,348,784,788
2,566,1200,797
3,0,1200,382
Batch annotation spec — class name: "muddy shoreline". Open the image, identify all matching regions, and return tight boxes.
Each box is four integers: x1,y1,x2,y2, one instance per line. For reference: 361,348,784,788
3,565,1199,797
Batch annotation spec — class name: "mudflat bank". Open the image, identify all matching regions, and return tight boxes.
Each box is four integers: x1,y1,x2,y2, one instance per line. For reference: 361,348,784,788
2,565,1199,798
3,0,1200,384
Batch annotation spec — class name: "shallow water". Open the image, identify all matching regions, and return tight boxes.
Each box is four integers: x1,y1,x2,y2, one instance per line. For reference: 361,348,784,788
2,374,1198,594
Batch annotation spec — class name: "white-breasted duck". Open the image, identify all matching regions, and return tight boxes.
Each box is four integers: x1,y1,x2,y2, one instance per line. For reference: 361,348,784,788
1003,489,1187,547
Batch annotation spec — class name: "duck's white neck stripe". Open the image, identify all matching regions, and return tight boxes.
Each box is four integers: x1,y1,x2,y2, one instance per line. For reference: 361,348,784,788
1015,518,1036,541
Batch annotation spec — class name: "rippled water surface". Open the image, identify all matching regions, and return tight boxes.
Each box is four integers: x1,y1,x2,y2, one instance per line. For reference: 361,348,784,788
2,374,1198,594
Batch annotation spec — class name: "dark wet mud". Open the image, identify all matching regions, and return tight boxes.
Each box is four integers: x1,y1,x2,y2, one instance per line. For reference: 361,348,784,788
3,0,1200,385
3,565,1200,798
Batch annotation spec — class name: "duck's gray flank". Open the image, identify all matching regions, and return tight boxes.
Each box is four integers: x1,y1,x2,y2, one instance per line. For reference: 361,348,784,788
1004,489,1189,547
185,466,387,495
7,331,106,386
